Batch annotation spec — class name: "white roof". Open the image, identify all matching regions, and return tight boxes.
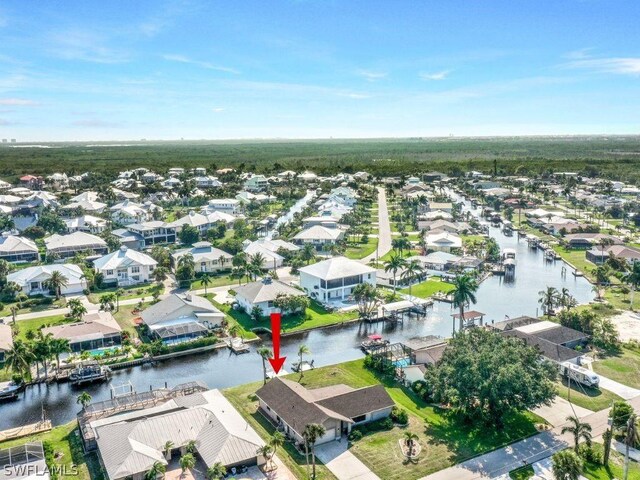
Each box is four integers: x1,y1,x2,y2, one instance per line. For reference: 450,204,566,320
168,211,211,228
0,195,22,204
425,231,462,247
94,247,157,271
299,256,376,280
516,320,561,334
70,191,99,202
0,234,38,254
44,231,106,250
172,242,233,263
63,215,106,229
141,293,222,327
7,263,84,287
293,225,344,241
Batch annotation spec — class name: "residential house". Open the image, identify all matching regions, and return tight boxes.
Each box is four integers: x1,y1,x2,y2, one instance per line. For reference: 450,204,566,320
63,215,107,234
140,293,225,344
429,202,453,213
7,264,87,296
92,389,265,480
19,175,44,190
42,311,122,354
244,175,269,192
44,232,108,259
243,239,299,270
93,246,157,286
292,225,345,251
111,229,145,251
564,233,623,250
236,191,274,204
203,198,242,215
299,256,376,303
62,198,107,213
256,377,394,445
299,171,318,183
0,324,13,363
21,191,59,211
46,173,69,190
303,216,340,229
424,231,462,253
169,210,233,235
171,241,233,274
586,244,640,265
0,232,39,263
110,200,161,225
0,442,49,480
194,176,222,188
127,221,176,246
235,277,306,316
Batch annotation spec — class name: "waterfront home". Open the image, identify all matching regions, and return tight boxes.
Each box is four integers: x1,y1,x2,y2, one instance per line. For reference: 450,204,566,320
92,388,265,480
63,215,107,234
93,246,157,286
424,231,462,253
256,377,394,445
171,241,233,273
563,233,622,249
126,221,176,246
302,216,340,229
7,263,87,296
0,323,13,362
292,225,345,251
234,277,306,316
0,232,39,263
299,256,376,303
44,231,108,259
140,293,225,344
586,244,640,265
0,442,49,480
244,174,269,192
236,191,274,204
43,311,122,354
169,210,233,235
408,252,481,275
203,198,241,215
243,239,299,270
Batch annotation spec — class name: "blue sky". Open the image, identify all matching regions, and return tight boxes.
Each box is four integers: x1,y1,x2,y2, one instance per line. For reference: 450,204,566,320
0,0,639,141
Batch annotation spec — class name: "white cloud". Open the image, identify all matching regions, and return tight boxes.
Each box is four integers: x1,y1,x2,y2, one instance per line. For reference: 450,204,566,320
356,69,387,82
0,98,39,106
212,107,225,112
564,56,640,76
163,54,240,74
49,30,129,64
419,70,450,81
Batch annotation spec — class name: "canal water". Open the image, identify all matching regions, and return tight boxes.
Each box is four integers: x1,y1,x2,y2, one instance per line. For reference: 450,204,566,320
265,189,316,240
0,193,594,430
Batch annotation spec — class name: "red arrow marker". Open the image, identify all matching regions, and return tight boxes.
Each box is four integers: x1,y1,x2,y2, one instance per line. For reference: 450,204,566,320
268,313,286,374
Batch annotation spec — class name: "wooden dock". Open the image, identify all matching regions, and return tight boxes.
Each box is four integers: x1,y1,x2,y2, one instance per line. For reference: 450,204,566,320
0,420,52,442
225,338,250,354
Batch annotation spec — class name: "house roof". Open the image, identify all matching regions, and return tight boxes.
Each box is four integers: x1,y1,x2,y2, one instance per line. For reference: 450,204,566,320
501,330,581,363
7,263,85,287
255,377,393,435
513,320,588,346
44,231,106,251
93,247,157,271
140,293,222,327
234,279,305,304
298,256,375,280
293,225,344,241
93,389,263,480
0,234,38,254
171,242,232,263
43,311,121,343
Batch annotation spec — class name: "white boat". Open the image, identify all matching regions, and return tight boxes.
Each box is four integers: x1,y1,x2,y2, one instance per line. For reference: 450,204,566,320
0,381,22,401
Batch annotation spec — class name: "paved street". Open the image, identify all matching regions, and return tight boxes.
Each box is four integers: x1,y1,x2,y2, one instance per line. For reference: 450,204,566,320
361,186,391,264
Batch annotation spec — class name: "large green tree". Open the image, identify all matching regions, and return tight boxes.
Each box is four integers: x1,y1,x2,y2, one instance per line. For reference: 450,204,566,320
424,328,557,428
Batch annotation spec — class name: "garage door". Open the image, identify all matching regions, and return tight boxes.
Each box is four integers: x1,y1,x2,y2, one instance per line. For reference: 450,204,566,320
316,427,336,444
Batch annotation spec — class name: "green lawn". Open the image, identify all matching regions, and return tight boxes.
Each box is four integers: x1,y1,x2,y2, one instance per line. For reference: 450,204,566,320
87,283,164,304
551,246,596,280
13,314,71,341
583,443,640,479
401,278,455,299
344,237,378,260
509,465,534,479
0,298,66,318
223,382,337,480
555,379,622,412
112,302,150,336
593,346,640,389
277,360,542,480
379,248,420,262
0,421,103,480
190,273,235,289
212,298,358,337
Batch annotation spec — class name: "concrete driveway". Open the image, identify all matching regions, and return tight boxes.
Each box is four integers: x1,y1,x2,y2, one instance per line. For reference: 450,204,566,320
532,397,593,426
315,438,379,480
597,375,640,400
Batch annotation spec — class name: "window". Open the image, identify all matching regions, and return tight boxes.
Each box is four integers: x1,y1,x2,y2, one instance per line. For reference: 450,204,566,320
131,266,140,273
106,270,113,276
30,281,39,290
352,414,367,423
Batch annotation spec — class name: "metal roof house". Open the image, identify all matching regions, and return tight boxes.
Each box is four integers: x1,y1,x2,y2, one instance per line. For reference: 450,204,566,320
234,278,306,317
44,232,108,259
0,232,38,263
43,311,122,354
298,256,376,303
7,263,87,297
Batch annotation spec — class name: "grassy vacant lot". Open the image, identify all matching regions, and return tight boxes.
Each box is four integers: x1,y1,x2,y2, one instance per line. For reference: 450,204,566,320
344,237,378,260
551,246,596,279
593,346,640,389
226,359,543,480
112,302,150,336
87,283,163,304
212,298,358,337
554,379,622,412
13,314,71,341
0,421,103,480
401,278,455,299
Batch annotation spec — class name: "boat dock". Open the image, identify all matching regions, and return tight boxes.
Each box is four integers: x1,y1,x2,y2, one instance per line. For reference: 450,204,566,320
0,420,52,442
225,337,250,354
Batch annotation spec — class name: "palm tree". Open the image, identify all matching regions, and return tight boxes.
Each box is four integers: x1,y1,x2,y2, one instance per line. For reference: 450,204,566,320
99,292,117,312
561,415,592,453
200,273,211,294
384,254,408,296
76,391,92,408
32,331,53,379
538,286,560,315
67,298,87,319
177,253,195,272
179,453,195,474
44,270,69,300
4,339,34,381
403,431,419,457
144,461,166,480
257,347,272,385
256,445,274,469
248,253,266,280
297,344,310,377
552,450,583,480
50,338,70,371
451,274,478,333
163,441,174,461
592,265,612,299
623,414,639,480
206,462,226,480
300,244,316,265
115,288,125,312
269,431,285,469
624,261,640,309
401,260,424,298
185,440,197,454
302,423,326,479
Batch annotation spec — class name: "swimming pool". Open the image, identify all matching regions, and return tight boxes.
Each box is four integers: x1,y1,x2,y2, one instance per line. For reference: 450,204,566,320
88,347,120,357
393,358,411,368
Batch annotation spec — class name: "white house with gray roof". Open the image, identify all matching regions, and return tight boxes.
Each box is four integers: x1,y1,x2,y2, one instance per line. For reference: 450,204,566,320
299,256,376,303
234,278,306,316
93,246,157,286
171,241,233,274
0,232,39,263
44,231,108,259
7,264,87,296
